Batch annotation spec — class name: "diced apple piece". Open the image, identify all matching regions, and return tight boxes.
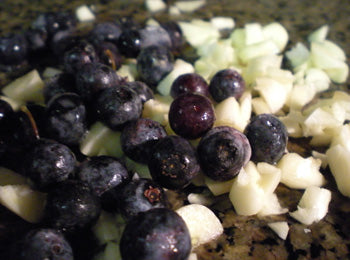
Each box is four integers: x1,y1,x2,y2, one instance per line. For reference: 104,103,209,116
178,20,220,47
145,0,167,13
287,83,317,110
262,22,289,52
176,204,223,248
103,242,121,260
305,68,330,92
238,40,279,65
116,62,137,82
0,167,28,186
251,97,271,115
2,69,45,104
157,59,194,96
123,157,152,179
324,62,349,84
174,0,206,13
205,176,234,196
267,222,289,240
230,28,246,49
285,42,310,68
289,186,331,225
308,25,329,43
142,94,172,124
75,5,95,22
258,193,287,216
0,184,46,223
311,151,328,169
326,144,350,197
277,153,326,189
187,191,214,207
92,211,123,245
279,110,305,138
42,67,63,78
256,163,281,194
0,95,24,111
244,23,264,45
330,124,350,150
210,17,235,31
214,97,245,132
188,253,198,260
80,122,123,158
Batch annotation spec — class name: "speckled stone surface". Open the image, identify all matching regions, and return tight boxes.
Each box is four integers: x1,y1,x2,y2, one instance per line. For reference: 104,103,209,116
0,1,350,259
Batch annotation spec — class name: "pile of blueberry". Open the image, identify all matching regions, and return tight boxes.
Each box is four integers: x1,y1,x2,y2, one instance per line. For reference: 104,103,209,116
0,10,288,260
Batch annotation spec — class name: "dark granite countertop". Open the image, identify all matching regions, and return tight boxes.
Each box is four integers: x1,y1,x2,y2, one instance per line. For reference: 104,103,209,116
0,1,350,259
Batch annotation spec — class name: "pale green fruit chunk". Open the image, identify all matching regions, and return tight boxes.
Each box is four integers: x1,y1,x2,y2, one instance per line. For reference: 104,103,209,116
0,167,28,186
267,222,289,240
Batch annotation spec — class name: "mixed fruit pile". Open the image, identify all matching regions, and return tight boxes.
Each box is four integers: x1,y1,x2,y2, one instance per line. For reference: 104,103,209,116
0,2,349,260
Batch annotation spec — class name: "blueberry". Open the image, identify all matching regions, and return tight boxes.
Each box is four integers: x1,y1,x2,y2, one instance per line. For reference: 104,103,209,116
116,178,169,219
75,62,124,102
124,81,154,103
43,73,77,104
14,228,73,260
25,28,48,52
244,113,288,164
148,135,200,190
44,180,101,233
23,139,76,191
63,40,98,74
0,33,28,65
117,29,142,58
94,85,142,130
120,208,191,260
169,93,215,139
139,25,172,50
170,72,209,98
95,41,122,70
0,99,14,135
209,69,246,102
89,22,122,46
137,45,174,88
76,155,130,196
197,126,251,181
121,118,167,164
161,21,185,52
45,92,87,146
50,29,81,57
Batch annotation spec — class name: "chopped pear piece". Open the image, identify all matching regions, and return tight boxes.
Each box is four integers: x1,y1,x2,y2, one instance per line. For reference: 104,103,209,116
0,184,46,223
145,0,167,13
278,153,326,189
290,186,331,225
174,0,206,13
176,204,223,249
92,211,123,245
308,25,329,43
0,167,28,186
262,22,289,51
75,5,95,22
142,94,172,124
210,17,235,31
285,42,310,68
268,222,289,240
205,176,234,196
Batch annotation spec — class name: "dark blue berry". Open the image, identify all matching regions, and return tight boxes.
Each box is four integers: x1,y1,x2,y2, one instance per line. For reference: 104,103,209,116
197,126,251,181
45,92,87,146
209,69,246,102
0,33,28,65
94,85,142,130
120,208,191,260
116,178,169,219
76,155,130,196
23,139,76,191
44,180,101,233
117,29,142,58
121,118,167,164
75,62,124,102
170,73,209,98
15,228,73,260
148,135,200,190
43,73,77,104
89,22,122,46
161,21,185,52
137,45,174,88
124,81,154,103
139,25,172,50
169,93,215,139
244,113,288,164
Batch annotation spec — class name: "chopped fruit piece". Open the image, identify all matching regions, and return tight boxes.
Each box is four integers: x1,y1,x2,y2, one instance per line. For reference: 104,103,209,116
268,222,289,240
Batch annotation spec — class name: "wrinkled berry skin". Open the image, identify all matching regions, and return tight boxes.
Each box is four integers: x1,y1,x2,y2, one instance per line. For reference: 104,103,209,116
137,45,174,88
76,155,130,196
198,126,251,181
121,118,167,164
14,228,73,260
45,92,87,146
209,69,245,102
148,135,200,190
23,139,76,191
117,178,169,219
169,93,215,139
75,62,124,102
44,180,101,233
244,113,288,164
94,85,143,130
120,208,191,260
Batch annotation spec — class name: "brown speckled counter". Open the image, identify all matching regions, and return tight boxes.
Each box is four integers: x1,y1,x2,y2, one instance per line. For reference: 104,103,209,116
0,1,350,259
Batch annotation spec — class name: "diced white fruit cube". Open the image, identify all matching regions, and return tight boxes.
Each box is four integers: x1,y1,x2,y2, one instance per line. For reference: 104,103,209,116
244,23,264,45
287,83,317,110
174,0,206,13
157,59,194,96
230,28,246,49
75,5,95,22
262,22,289,52
305,68,330,92
80,122,123,158
258,193,287,216
0,167,28,185
285,42,310,68
277,153,326,189
92,211,124,245
268,222,289,240
145,0,167,13
0,184,46,223
256,162,281,194
176,204,223,248
205,176,234,196
210,17,235,31
290,186,331,225
238,40,280,65
307,25,329,43
279,110,305,138
2,69,45,103
0,95,24,111
142,94,172,124
116,62,137,82
326,144,350,197
251,97,272,115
